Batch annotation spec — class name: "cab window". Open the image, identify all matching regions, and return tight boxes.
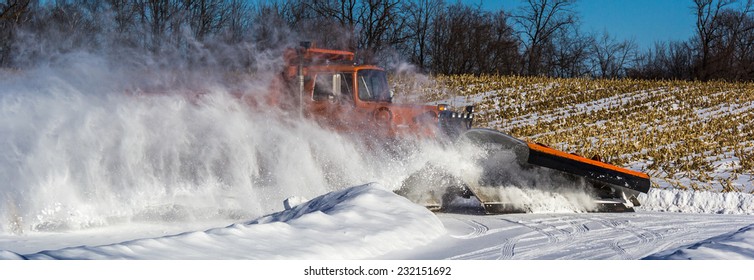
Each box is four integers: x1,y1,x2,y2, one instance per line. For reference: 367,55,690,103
313,73,353,102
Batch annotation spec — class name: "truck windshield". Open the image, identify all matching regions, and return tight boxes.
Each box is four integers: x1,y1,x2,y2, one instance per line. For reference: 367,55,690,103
357,70,391,102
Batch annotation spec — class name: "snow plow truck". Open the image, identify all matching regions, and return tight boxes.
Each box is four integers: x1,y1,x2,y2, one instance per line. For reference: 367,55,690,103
272,42,650,213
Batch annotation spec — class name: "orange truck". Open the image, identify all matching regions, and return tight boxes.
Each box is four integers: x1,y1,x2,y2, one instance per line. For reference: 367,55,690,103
278,42,650,213
276,42,473,141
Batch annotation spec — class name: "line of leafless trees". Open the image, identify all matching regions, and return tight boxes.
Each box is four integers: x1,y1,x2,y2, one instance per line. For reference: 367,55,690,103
2,0,754,81
630,0,754,81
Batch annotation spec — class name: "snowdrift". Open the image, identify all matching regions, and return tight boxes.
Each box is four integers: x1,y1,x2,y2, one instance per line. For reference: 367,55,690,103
2,184,444,260
638,188,754,215
646,224,754,260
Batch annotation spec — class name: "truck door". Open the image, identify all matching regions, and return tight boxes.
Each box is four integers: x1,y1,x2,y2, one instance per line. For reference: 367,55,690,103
308,73,355,130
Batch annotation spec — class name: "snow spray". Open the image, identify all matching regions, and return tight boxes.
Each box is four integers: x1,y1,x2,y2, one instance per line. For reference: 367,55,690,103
0,51,477,233
0,8,593,235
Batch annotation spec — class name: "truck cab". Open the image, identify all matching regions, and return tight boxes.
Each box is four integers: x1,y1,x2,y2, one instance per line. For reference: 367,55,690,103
281,43,473,140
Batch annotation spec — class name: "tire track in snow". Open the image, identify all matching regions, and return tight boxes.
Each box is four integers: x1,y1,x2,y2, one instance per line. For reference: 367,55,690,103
608,241,629,259
559,214,718,260
588,217,663,259
563,217,642,259
451,219,489,239
518,220,561,244
448,242,512,260
450,215,668,260
498,216,592,259
447,218,521,260
573,215,689,259
433,212,754,260
498,238,517,260
450,217,519,239
447,218,530,260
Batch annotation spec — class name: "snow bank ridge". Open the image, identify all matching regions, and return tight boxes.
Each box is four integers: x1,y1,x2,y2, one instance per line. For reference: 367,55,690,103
7,183,445,260
639,188,754,215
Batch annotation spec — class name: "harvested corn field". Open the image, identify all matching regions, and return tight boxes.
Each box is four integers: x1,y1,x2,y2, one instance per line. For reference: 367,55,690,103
393,75,754,193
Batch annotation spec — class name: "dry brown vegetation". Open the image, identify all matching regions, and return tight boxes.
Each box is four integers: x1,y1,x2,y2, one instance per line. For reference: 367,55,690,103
393,74,754,192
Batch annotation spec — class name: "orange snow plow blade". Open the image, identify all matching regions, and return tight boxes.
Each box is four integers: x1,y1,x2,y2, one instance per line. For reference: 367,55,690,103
457,129,650,213
525,142,650,193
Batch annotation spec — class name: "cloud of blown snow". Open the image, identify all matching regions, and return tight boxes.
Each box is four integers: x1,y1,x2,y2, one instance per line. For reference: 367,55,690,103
0,44,479,234
0,3,442,234
471,147,599,213
0,58,372,232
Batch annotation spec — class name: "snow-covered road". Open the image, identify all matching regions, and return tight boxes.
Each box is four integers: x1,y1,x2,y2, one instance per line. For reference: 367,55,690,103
2,184,753,260
386,212,754,260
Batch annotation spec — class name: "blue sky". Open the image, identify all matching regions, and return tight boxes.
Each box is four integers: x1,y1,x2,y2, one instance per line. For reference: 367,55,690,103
471,0,698,50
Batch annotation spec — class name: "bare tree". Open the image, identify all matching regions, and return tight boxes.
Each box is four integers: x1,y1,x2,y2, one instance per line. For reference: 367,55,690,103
358,0,406,62
0,0,34,66
629,41,694,80
693,0,737,80
729,8,754,79
305,0,359,50
591,31,638,78
428,3,518,75
486,9,521,75
403,0,442,70
132,0,185,51
184,0,232,41
711,2,754,79
29,1,107,51
107,0,139,34
550,28,593,77
1,0,32,22
301,0,407,62
513,0,577,76
271,0,310,28
221,0,251,43
250,1,294,50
